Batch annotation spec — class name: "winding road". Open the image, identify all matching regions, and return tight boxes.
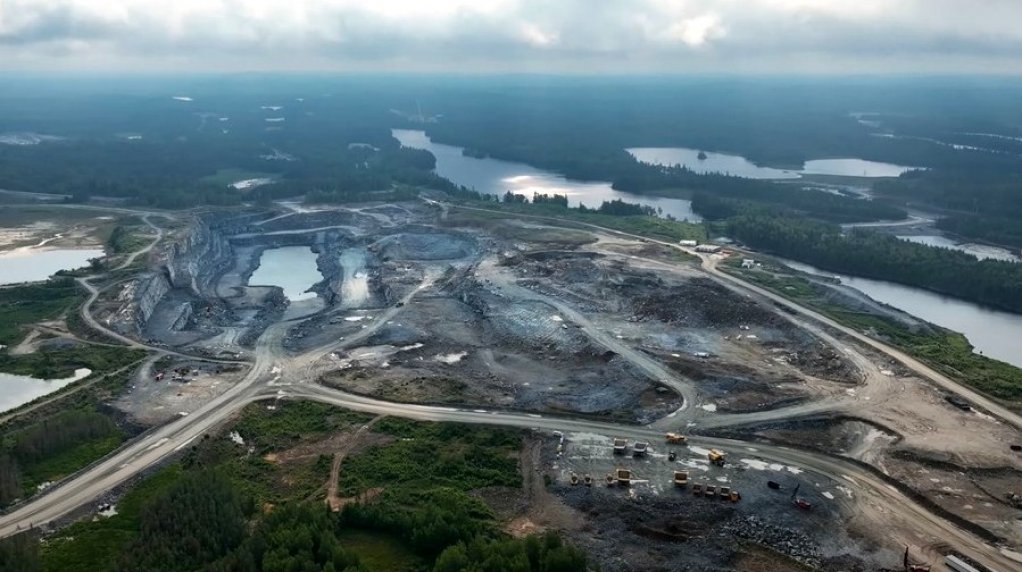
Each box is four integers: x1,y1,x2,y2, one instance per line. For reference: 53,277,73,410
1,201,1019,571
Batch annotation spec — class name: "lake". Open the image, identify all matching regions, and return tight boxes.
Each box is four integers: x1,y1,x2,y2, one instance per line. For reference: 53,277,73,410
393,129,701,221
249,246,321,300
898,235,1020,263
0,368,92,413
628,147,917,178
0,248,104,285
780,258,1022,368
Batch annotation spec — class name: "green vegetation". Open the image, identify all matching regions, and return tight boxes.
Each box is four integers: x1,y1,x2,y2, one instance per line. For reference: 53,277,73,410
454,197,706,244
717,212,1022,314
0,279,81,346
106,222,153,256
30,402,585,572
877,170,1022,249
0,345,144,379
0,409,124,505
727,260,1022,401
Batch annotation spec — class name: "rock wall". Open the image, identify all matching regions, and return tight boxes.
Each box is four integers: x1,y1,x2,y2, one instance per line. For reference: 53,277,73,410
163,215,236,296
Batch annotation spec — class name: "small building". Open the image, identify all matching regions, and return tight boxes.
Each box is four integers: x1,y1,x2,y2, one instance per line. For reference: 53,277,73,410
678,239,698,247
695,244,722,254
741,258,756,269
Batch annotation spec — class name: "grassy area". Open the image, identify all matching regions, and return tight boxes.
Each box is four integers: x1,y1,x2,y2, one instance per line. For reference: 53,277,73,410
0,279,81,346
0,345,145,379
339,417,521,497
726,260,1022,402
20,435,122,491
37,402,524,571
337,531,423,572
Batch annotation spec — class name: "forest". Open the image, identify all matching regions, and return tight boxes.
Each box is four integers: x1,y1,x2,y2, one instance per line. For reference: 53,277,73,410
3,403,588,572
722,212,1022,314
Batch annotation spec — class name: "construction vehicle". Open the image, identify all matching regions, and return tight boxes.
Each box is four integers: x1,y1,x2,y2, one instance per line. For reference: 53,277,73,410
791,483,812,510
583,474,593,487
708,449,726,466
902,546,931,572
668,451,677,461
692,483,702,495
673,470,689,487
154,371,164,382
665,432,687,444
615,468,632,486
633,441,649,457
570,472,579,486
605,473,615,487
719,486,731,500
767,480,781,490
613,438,628,455
729,490,741,502
704,485,716,498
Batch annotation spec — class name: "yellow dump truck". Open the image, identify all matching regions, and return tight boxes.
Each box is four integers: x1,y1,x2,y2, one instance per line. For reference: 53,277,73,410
708,449,726,466
615,468,632,486
673,470,689,487
613,437,628,455
665,432,687,444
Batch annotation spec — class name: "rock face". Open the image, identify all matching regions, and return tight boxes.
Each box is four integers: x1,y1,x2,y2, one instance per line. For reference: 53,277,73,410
163,215,235,295
113,214,238,336
132,272,171,332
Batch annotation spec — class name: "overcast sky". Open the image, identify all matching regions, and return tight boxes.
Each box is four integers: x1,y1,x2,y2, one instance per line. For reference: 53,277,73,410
2,0,1021,73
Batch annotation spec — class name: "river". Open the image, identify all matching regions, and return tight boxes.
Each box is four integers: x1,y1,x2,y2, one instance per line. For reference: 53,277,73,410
393,129,701,221
779,258,1022,368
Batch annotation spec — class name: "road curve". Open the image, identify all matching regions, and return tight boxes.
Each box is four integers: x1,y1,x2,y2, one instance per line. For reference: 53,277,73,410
450,204,1022,431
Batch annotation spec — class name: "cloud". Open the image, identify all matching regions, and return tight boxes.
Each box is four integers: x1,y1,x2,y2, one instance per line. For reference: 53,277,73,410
0,0,1020,72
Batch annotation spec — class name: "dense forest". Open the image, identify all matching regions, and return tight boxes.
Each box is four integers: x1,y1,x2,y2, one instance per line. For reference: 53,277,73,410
722,213,1022,314
5,403,588,572
876,170,1022,249
0,409,124,507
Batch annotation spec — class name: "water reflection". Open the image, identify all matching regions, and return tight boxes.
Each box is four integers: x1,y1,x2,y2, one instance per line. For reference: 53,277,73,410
393,129,701,221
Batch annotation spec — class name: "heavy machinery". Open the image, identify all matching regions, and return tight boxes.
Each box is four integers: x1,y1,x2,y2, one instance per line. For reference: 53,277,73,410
708,449,726,466
704,485,716,498
570,472,579,486
673,470,689,487
692,483,702,495
791,483,812,510
719,486,731,500
605,473,615,487
633,441,649,457
729,490,741,502
903,546,931,572
613,437,628,455
665,432,687,444
668,451,677,462
767,480,781,490
615,468,632,486
583,474,593,487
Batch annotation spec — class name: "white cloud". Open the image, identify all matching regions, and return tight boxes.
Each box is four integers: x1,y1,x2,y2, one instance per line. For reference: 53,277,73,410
0,0,1020,72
